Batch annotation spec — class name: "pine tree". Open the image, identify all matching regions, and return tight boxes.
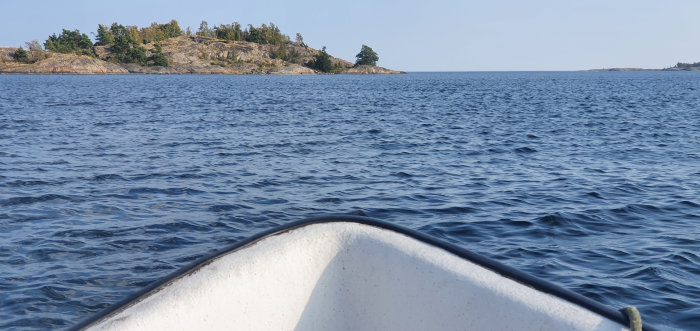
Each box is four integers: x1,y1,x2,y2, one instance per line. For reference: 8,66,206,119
96,24,114,46
355,44,378,66
312,46,332,72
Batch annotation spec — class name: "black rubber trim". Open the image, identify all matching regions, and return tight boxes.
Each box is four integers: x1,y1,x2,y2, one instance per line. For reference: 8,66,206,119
72,215,658,330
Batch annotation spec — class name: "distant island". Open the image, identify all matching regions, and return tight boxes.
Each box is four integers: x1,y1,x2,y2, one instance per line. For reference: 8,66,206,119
587,62,700,72
0,20,403,75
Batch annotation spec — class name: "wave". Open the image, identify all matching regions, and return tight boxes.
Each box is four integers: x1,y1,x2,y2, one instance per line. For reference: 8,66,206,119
92,174,126,181
126,187,205,196
2,180,52,187
1,194,80,207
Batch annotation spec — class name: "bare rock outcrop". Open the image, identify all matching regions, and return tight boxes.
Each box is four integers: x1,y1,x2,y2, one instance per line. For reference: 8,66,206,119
268,64,315,74
157,36,347,74
341,65,404,74
0,47,16,62
1,53,128,74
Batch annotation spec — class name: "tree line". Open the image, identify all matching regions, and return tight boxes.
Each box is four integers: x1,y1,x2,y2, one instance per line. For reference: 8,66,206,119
10,19,381,71
96,20,182,46
670,61,700,69
196,21,303,65
17,20,185,66
197,21,290,45
94,21,178,66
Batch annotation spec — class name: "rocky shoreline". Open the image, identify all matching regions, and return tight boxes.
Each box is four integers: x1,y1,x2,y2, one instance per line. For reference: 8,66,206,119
0,36,404,75
585,68,659,72
585,66,700,72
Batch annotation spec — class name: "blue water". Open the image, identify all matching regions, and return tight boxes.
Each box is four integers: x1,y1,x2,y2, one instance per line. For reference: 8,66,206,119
1,72,699,330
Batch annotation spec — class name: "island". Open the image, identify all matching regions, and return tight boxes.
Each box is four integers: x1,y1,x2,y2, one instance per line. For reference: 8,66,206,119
586,62,700,71
0,20,404,75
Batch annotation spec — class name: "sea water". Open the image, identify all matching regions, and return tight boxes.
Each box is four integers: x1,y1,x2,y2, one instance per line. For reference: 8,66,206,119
1,72,698,329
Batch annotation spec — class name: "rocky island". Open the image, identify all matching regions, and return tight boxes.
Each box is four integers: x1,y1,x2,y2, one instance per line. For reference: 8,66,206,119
0,20,403,75
587,62,700,72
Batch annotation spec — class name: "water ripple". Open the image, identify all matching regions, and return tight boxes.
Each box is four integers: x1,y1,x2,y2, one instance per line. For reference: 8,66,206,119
1,72,699,330
1,194,82,207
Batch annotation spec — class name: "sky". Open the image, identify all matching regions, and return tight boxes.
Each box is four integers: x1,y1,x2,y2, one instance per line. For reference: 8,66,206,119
1,0,699,71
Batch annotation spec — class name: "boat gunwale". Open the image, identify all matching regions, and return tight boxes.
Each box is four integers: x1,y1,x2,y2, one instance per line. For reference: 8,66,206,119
71,215,656,331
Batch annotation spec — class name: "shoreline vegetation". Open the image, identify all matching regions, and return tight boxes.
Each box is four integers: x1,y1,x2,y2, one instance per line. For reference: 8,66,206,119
0,19,404,75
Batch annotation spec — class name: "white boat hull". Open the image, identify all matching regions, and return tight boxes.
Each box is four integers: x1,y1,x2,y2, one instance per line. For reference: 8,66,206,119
77,217,640,330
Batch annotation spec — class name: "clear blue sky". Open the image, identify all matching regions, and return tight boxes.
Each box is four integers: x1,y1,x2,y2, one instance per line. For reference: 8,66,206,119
2,0,699,71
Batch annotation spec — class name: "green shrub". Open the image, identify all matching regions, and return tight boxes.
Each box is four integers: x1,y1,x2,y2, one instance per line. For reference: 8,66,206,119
311,46,332,72
12,47,29,62
270,43,287,60
286,47,301,64
148,44,168,67
125,46,147,65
